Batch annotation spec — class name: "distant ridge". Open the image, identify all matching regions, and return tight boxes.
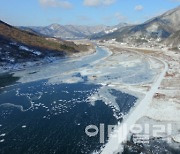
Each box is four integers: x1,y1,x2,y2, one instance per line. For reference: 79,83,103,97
19,23,129,40
92,6,180,50
0,20,89,53
0,20,91,72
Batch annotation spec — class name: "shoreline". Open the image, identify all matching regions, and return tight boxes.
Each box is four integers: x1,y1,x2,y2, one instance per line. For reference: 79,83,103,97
0,45,109,86
101,51,168,154
99,42,179,154
0,40,96,74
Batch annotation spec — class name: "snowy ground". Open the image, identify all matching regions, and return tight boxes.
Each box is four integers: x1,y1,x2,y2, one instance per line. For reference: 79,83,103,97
99,42,180,153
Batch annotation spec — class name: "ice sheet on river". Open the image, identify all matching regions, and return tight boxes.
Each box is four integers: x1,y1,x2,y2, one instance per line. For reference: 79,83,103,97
11,47,159,111
0,47,162,154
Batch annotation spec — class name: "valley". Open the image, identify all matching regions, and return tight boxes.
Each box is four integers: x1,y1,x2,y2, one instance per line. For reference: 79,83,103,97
0,3,179,154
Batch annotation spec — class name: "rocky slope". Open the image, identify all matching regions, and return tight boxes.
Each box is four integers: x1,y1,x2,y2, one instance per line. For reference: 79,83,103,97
164,30,180,50
0,20,91,72
94,6,180,50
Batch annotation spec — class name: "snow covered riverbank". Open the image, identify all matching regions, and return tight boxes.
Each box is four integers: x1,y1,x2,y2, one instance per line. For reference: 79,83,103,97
99,42,180,154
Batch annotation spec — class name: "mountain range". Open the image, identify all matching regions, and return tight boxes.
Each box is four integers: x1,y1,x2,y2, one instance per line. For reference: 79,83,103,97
0,20,90,71
19,6,180,50
92,6,180,50
0,5,179,72
20,23,129,40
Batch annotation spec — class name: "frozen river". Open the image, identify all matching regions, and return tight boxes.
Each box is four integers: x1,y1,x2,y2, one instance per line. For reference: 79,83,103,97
0,46,157,154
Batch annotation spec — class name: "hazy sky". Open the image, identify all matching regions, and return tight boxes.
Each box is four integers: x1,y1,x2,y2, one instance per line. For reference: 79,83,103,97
0,0,179,26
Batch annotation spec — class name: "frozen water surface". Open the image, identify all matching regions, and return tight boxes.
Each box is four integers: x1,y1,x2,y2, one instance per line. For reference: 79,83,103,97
0,47,158,153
